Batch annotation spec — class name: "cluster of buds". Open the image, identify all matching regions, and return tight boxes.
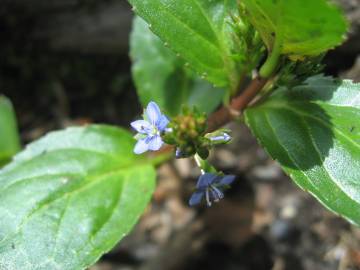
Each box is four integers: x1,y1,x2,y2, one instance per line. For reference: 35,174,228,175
163,107,232,159
131,101,235,207
163,106,208,159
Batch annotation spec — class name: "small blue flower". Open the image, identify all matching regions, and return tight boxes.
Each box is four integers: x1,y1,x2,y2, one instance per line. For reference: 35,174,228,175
131,101,169,154
189,173,236,207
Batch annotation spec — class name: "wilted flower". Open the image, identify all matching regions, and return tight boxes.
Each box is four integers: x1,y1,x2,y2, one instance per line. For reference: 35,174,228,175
189,173,236,207
131,101,169,154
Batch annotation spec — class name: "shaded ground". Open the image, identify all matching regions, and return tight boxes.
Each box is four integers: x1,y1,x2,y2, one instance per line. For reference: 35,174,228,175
0,0,359,269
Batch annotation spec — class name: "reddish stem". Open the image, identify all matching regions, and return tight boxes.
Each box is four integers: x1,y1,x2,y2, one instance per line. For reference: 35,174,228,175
206,76,268,132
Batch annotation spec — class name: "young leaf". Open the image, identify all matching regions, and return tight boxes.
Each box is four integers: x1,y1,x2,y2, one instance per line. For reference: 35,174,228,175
128,0,241,90
241,0,348,59
0,96,20,166
0,125,156,269
245,76,360,225
130,16,225,116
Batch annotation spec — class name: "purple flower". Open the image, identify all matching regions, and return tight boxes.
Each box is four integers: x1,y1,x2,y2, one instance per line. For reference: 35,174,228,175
131,101,169,154
189,173,236,207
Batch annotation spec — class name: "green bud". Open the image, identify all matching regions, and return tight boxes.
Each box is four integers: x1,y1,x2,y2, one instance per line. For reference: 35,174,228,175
205,129,232,145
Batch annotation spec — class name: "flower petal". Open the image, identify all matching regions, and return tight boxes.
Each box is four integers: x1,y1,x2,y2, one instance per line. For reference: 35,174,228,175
196,173,217,189
157,115,169,132
131,120,152,134
134,133,147,140
189,191,204,206
133,139,149,154
147,135,163,151
219,175,236,186
146,101,162,125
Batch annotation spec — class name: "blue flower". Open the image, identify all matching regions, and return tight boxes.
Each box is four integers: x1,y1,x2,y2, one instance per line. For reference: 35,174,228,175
189,173,236,207
131,101,169,154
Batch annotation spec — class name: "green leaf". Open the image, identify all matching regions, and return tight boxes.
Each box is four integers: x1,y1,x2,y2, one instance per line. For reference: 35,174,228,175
0,125,156,269
0,96,20,166
128,0,241,89
241,0,348,59
130,16,225,116
245,76,360,225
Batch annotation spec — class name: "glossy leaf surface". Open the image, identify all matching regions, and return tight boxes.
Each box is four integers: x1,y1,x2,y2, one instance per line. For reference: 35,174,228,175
241,0,347,59
130,16,225,116
245,76,360,225
128,0,241,89
0,125,156,269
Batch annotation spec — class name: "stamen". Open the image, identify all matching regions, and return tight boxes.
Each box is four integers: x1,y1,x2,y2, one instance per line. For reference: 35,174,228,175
212,186,224,200
205,189,212,206
210,189,221,203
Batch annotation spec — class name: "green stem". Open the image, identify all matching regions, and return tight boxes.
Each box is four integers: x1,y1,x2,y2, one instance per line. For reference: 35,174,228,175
194,154,217,174
259,36,282,78
194,154,205,174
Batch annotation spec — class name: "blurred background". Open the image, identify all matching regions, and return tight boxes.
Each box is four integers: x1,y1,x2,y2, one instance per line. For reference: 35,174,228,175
1,0,360,269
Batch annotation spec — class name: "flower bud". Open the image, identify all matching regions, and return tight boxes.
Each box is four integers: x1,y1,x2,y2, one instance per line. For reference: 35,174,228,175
205,129,232,145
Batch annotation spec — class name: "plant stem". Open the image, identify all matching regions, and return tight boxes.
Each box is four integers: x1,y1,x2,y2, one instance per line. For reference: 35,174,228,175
206,76,268,132
259,36,282,78
207,37,282,132
194,154,205,174
194,154,217,174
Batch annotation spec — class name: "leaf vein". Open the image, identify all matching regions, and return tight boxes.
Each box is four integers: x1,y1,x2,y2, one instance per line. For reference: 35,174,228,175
0,166,146,247
262,103,360,150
